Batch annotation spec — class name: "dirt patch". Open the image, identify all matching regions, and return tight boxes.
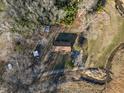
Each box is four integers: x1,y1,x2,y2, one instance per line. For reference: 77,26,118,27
58,81,104,93
0,32,14,62
105,45,124,93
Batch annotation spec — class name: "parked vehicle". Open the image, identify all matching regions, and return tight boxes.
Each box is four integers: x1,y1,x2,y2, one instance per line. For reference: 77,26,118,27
33,44,43,64
44,25,50,33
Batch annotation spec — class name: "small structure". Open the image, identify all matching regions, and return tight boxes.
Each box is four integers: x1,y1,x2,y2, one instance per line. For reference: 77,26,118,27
33,44,43,63
33,51,39,57
53,33,77,52
44,25,50,32
7,63,13,70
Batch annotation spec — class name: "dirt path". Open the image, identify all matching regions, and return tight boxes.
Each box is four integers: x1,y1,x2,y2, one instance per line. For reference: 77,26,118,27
105,46,124,93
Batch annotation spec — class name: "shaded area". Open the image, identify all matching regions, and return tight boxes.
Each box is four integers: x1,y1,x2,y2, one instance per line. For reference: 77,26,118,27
54,0,71,9
96,0,106,11
80,77,106,85
115,0,124,16
53,33,77,46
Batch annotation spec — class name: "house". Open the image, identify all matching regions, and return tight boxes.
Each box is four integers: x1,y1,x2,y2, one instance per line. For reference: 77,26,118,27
53,33,77,52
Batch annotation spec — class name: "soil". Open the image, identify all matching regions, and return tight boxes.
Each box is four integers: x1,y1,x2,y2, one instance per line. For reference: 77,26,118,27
58,81,104,93
105,46,124,93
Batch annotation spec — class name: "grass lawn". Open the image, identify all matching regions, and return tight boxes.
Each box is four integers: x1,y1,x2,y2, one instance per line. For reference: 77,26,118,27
96,21,124,67
0,1,5,12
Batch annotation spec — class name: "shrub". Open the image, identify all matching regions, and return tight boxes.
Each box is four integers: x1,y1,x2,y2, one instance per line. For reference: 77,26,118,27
96,0,106,11
0,1,5,12
65,61,74,69
61,1,78,25
55,0,71,9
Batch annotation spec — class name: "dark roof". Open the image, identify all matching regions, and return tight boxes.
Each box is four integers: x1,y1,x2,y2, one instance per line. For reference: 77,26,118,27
53,33,77,46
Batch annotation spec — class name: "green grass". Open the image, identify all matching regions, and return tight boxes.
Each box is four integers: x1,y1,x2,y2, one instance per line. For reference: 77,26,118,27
11,11,37,37
96,0,105,12
88,39,97,53
0,1,5,12
65,61,74,69
87,17,124,68
73,45,82,51
63,54,74,69
97,21,124,67
11,20,35,38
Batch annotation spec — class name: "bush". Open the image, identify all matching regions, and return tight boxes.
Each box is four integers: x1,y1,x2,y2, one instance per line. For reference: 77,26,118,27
11,16,36,37
55,0,71,9
61,1,78,25
73,45,82,51
0,1,5,12
96,0,106,11
65,61,74,69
